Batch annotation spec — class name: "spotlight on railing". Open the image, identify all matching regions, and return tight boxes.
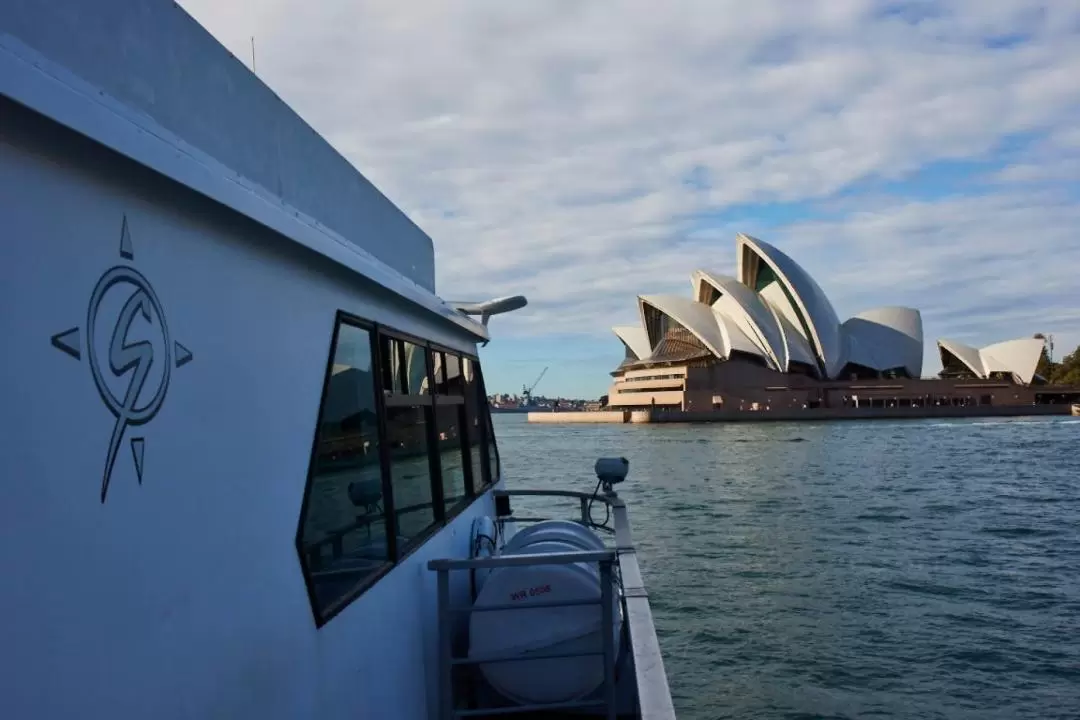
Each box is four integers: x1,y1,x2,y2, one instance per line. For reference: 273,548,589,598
594,457,629,494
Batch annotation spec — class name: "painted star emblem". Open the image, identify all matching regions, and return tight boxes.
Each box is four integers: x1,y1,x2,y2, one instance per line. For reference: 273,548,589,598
50,215,193,503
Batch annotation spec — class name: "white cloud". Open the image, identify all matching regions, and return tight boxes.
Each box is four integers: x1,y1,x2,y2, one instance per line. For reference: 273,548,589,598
179,0,1080,391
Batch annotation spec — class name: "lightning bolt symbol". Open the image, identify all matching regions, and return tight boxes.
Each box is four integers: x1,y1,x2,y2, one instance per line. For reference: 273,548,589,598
101,289,155,502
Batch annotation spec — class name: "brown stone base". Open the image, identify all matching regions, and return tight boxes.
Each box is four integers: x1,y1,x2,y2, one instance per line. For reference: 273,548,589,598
651,403,1071,423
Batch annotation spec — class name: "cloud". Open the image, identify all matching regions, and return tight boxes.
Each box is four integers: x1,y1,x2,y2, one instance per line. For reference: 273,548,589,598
178,0,1080,394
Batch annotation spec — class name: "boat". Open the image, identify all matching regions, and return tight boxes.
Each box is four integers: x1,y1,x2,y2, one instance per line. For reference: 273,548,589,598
0,2,675,718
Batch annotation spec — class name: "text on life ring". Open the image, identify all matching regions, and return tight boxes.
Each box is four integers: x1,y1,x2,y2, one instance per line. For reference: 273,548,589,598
509,584,552,602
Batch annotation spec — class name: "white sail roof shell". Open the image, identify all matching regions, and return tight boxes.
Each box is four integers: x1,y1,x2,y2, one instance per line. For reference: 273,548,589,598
938,339,985,377
713,309,768,359
938,337,1044,384
981,339,1044,384
841,307,924,377
736,234,845,378
692,270,784,370
612,324,653,361
637,294,765,362
771,306,819,372
612,233,941,381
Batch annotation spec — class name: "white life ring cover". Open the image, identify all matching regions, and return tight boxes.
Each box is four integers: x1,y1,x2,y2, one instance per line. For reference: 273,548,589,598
467,520,624,705
501,519,605,555
478,520,613,653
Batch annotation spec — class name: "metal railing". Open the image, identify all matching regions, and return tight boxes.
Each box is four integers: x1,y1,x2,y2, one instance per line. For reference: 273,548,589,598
427,489,676,720
429,549,618,719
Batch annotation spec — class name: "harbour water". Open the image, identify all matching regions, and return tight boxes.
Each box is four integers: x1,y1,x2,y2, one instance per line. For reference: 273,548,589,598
494,414,1080,719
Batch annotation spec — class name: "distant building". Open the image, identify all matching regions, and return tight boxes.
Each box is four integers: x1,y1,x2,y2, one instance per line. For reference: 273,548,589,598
937,338,1045,382
608,234,1058,411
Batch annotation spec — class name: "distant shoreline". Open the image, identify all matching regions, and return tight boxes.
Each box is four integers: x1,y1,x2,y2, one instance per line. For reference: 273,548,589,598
528,404,1073,424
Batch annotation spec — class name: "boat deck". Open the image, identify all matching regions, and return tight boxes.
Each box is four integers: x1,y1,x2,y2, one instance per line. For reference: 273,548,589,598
427,488,675,720
483,713,641,719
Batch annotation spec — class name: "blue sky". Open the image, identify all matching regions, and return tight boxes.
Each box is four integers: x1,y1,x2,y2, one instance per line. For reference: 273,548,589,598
181,0,1080,398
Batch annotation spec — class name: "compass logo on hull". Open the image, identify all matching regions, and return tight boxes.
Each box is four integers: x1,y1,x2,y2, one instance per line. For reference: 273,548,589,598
51,215,193,503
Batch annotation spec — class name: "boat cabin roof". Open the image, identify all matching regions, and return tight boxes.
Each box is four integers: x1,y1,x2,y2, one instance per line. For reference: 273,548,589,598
0,0,488,343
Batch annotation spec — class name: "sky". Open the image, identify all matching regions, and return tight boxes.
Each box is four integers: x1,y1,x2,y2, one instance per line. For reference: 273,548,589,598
178,0,1080,399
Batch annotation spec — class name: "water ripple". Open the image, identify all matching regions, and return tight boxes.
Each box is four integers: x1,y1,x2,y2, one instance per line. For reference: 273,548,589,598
496,415,1080,719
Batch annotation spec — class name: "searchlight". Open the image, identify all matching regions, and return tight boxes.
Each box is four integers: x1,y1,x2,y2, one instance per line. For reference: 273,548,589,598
449,295,528,344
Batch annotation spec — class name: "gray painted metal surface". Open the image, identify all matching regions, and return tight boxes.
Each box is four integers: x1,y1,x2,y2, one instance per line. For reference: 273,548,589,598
0,25,486,342
0,87,491,719
1,0,436,290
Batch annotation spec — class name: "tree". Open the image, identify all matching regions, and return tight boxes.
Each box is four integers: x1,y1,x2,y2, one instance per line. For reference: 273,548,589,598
1049,344,1080,386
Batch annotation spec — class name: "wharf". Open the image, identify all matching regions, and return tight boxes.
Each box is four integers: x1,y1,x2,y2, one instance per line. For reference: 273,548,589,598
528,410,649,424
528,404,1072,424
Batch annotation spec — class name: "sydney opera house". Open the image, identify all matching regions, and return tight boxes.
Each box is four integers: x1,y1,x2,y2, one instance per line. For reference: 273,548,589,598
607,234,1054,412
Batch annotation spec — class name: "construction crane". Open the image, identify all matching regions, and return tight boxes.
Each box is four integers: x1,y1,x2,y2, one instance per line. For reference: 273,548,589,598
522,367,548,404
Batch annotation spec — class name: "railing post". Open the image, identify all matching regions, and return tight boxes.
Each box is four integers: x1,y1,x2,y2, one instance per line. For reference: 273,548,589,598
600,558,616,720
580,496,589,525
437,568,453,720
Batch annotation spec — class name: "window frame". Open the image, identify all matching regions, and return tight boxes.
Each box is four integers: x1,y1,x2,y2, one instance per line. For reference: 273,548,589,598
378,326,445,542
476,361,500,484
463,356,495,490
295,311,497,628
429,340,478,511
294,316,396,627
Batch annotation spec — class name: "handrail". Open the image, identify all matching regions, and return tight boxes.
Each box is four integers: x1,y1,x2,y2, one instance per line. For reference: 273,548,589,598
496,488,616,534
493,489,677,720
496,489,604,500
429,548,614,571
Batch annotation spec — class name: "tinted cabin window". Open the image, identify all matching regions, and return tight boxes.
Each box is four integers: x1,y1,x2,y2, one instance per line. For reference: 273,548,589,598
385,405,435,541
444,353,464,394
434,352,469,509
381,336,431,396
298,314,499,626
382,339,437,547
486,408,499,482
434,405,467,510
298,323,387,620
432,351,447,393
